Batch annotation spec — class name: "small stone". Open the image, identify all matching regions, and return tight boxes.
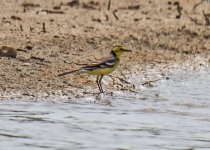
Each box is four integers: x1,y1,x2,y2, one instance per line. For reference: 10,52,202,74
53,6,61,10
54,35,59,38
11,15,22,20
26,45,33,50
0,46,17,58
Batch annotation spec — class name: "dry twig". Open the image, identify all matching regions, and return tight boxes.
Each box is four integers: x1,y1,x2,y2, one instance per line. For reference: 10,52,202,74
141,77,164,86
203,10,210,25
42,22,46,33
112,10,119,20
174,1,182,19
107,0,111,10
192,0,204,11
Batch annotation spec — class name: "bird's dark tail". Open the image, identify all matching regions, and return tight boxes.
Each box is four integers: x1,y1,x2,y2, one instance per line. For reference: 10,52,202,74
58,69,81,76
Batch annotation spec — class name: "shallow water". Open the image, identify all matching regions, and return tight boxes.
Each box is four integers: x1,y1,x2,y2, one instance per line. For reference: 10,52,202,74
0,68,210,150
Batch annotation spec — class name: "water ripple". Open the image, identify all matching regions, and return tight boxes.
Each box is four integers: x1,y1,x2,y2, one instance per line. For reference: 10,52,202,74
0,69,210,149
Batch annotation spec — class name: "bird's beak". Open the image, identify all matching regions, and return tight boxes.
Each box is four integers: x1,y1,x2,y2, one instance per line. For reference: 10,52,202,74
122,48,132,52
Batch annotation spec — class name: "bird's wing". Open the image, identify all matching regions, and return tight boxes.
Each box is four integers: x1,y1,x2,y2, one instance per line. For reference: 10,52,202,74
81,58,117,71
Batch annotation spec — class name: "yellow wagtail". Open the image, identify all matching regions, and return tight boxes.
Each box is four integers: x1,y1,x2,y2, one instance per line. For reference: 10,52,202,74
58,46,131,93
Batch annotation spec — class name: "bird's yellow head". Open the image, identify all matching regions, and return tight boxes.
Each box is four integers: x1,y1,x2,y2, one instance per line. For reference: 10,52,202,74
110,46,131,58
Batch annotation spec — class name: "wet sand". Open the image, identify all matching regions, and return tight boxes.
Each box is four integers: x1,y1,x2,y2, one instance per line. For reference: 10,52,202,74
0,0,210,100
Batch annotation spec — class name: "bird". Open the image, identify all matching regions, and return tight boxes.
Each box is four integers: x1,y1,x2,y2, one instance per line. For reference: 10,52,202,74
58,46,132,93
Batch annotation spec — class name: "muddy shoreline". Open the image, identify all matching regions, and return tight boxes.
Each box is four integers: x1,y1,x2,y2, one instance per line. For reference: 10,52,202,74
0,0,210,100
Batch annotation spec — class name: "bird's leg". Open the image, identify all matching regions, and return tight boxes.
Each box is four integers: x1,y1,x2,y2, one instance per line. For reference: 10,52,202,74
96,75,102,93
99,75,104,93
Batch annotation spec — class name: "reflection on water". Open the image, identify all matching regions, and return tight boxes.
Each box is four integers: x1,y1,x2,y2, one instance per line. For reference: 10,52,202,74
0,69,210,150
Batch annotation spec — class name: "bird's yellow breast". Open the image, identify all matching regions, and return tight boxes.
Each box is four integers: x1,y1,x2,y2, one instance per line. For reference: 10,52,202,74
88,67,116,75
